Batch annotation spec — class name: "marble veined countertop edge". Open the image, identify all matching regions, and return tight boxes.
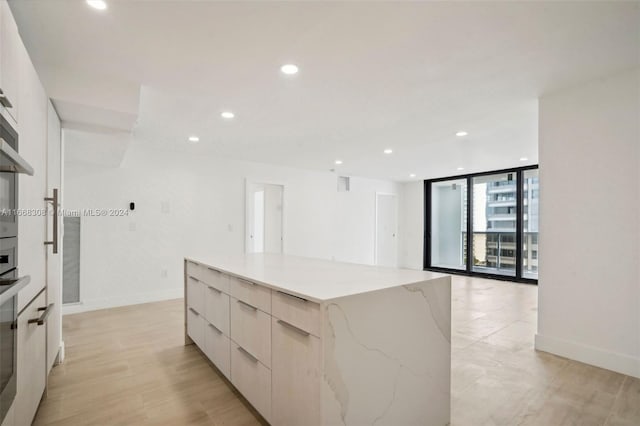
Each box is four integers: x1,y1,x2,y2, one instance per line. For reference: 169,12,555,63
184,253,449,303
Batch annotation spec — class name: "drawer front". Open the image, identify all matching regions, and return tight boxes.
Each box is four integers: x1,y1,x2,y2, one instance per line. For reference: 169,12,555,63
204,285,230,335
272,290,321,337
200,266,229,293
231,342,272,423
272,317,321,426
229,275,271,313
186,276,205,315
205,323,231,379
230,297,271,367
187,307,205,350
185,260,202,280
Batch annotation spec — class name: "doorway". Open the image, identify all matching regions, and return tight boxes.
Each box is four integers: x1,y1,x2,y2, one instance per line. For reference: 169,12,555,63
245,181,284,254
375,193,398,267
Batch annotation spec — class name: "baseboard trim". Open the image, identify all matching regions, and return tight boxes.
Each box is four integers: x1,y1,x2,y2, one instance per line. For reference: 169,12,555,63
61,288,183,315
535,333,640,378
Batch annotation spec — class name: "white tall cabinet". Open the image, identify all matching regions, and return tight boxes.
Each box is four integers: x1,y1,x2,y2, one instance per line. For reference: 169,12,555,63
185,254,451,426
0,1,63,425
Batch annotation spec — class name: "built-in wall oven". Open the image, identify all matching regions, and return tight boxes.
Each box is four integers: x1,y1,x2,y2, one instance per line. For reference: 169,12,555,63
0,114,33,424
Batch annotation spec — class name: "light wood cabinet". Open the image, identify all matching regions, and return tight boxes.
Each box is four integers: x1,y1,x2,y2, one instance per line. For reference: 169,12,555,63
230,342,271,422
204,285,229,335
229,297,271,367
271,317,321,426
14,291,47,426
204,323,230,379
229,275,271,313
272,290,321,337
186,276,205,316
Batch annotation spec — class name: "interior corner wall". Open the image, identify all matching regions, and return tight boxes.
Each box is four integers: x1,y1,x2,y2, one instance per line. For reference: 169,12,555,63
536,68,640,378
63,141,398,314
398,181,424,270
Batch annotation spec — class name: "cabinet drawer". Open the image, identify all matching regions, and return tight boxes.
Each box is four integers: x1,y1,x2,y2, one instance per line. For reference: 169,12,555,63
199,266,229,293
231,342,271,423
186,276,206,315
272,317,321,426
204,285,230,335
205,323,231,379
185,260,201,280
272,290,321,337
230,297,271,367
229,275,271,313
187,307,205,350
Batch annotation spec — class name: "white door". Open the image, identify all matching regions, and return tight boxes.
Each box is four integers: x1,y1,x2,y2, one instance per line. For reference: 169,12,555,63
246,182,283,254
45,101,63,371
375,193,398,267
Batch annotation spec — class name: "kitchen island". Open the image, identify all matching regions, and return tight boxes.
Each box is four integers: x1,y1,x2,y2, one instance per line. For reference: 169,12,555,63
184,254,451,426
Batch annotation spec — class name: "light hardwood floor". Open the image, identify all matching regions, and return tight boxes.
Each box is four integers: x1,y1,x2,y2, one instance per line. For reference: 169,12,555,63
34,276,639,426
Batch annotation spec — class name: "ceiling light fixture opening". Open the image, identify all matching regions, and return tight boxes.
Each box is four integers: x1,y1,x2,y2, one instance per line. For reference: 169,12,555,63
383,149,393,154
520,157,528,161
410,173,416,178
281,64,299,75
221,111,235,119
335,160,343,165
457,167,465,171
86,0,107,10
188,136,200,143
456,131,468,137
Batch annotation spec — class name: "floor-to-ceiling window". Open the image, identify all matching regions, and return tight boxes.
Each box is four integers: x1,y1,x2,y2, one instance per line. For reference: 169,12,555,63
425,165,538,283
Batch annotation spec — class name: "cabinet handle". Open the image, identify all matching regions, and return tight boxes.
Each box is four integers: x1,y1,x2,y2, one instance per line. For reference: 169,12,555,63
237,346,258,363
0,95,13,109
207,267,220,273
188,260,198,266
189,276,199,282
28,304,54,326
238,278,255,286
277,319,310,337
237,300,257,311
188,307,199,316
277,290,308,303
208,285,222,294
208,323,223,334
44,188,59,254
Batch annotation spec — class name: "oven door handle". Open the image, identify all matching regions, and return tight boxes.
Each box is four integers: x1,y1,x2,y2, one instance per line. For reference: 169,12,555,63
28,303,54,326
44,188,59,254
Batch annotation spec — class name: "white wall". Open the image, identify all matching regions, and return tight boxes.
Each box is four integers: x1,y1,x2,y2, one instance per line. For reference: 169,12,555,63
398,181,424,270
63,139,398,313
536,68,640,378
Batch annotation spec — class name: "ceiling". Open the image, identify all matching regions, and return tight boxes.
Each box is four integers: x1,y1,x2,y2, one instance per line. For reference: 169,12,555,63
9,0,640,181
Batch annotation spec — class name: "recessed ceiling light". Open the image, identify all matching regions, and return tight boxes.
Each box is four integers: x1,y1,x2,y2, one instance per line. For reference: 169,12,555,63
86,0,107,10
221,111,235,119
335,160,343,165
520,157,528,161
456,131,468,137
409,173,416,178
188,136,200,143
281,64,299,75
457,167,465,171
383,149,393,154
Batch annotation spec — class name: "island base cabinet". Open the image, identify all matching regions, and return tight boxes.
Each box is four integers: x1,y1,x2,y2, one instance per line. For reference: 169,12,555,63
204,323,230,379
14,292,47,426
230,343,271,423
186,307,205,350
272,317,321,426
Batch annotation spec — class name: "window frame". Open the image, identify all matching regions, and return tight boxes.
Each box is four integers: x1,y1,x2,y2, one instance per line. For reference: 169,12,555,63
424,165,539,285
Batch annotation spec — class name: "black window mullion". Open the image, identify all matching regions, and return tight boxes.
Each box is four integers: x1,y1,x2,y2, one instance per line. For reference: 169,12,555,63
466,176,473,272
424,180,431,269
515,170,524,280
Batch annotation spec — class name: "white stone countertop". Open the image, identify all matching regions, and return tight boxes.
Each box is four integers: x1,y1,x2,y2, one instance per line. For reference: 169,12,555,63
185,253,448,303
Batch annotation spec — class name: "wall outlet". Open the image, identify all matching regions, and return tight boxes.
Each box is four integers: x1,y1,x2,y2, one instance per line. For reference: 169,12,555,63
228,224,233,232
161,269,168,278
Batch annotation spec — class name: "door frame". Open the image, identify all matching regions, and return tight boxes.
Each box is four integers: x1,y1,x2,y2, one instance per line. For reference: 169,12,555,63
374,192,398,266
244,178,286,254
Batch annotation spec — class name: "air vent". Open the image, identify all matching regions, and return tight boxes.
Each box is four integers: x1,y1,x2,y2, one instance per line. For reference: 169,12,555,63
337,176,350,192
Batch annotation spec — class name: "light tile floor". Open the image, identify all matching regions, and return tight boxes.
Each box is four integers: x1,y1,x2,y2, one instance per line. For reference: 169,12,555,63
33,276,639,425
